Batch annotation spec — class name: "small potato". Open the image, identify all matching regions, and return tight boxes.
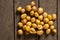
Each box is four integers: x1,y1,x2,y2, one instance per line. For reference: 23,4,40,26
18,22,23,28
25,5,31,11
26,16,31,20
38,15,43,20
32,23,37,28
48,21,54,25
52,13,57,20
37,25,43,30
43,18,49,23
26,22,32,26
40,21,44,25
21,19,27,24
25,26,30,32
34,12,39,18
37,30,44,36
30,10,34,16
46,29,51,35
43,12,48,18
32,6,37,11
52,29,57,34
23,25,26,30
48,14,52,20
21,14,27,19
17,6,22,12
43,24,49,29
30,1,35,6
31,17,36,23
18,29,23,35
21,8,25,13
50,25,55,30
29,28,36,34
36,19,40,24
38,7,44,14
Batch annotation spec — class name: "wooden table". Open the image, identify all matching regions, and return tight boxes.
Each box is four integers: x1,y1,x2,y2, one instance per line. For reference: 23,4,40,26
0,0,60,40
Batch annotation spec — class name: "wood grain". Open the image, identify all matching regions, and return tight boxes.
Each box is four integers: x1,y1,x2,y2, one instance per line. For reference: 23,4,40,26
39,0,57,40
14,0,38,40
58,0,60,40
0,0,14,40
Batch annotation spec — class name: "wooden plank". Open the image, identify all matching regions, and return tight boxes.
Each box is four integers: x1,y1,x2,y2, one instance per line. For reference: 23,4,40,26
58,0,60,40
0,0,14,40
39,0,57,40
14,0,38,40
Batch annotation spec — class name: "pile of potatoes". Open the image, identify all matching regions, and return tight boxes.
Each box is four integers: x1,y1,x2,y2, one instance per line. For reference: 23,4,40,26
17,1,57,36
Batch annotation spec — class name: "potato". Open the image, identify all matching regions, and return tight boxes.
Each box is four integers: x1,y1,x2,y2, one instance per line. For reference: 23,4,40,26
37,25,43,30
48,14,52,20
32,23,37,28
25,5,31,11
17,6,22,12
52,13,57,20
34,12,39,18
32,6,37,11
30,10,34,16
43,18,49,23
21,19,27,24
18,22,23,28
26,22,32,26
21,14,27,19
50,25,55,30
21,8,25,13
37,30,44,36
43,24,49,29
18,29,23,35
43,12,48,18
38,15,43,20
40,21,44,25
36,19,40,24
52,29,57,34
48,21,54,25
30,1,35,6
38,7,44,14
26,16,31,20
46,29,51,35
31,17,36,23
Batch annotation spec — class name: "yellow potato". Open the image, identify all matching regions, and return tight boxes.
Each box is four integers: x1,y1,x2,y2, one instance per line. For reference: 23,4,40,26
52,13,57,20
37,25,43,30
32,23,37,28
52,29,57,34
21,8,25,13
46,29,51,35
30,10,34,16
26,22,32,26
43,18,49,23
21,19,27,24
50,25,55,30
38,15,43,20
18,22,23,28
34,12,39,18
48,14,52,20
31,17,36,23
48,21,54,25
18,29,23,35
25,5,31,11
32,6,37,11
37,30,44,36
21,14,27,19
26,16,31,20
17,6,22,12
43,12,48,18
40,21,44,25
30,1,35,6
36,19,40,24
43,24,49,29
38,7,44,14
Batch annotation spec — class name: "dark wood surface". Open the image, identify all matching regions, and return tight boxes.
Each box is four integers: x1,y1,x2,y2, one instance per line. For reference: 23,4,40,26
0,0,14,40
0,0,59,40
